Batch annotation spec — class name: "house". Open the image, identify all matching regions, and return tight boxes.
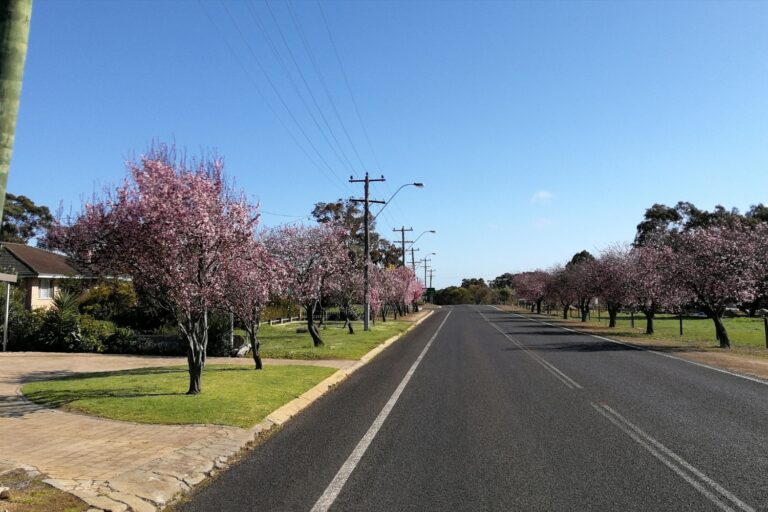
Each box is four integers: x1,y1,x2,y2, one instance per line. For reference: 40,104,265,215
0,242,92,310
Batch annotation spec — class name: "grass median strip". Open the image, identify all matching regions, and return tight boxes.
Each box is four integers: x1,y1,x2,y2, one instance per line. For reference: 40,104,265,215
21,365,336,428
254,320,412,360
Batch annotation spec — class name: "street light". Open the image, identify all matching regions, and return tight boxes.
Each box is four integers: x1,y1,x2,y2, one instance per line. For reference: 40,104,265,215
409,229,436,247
371,182,423,222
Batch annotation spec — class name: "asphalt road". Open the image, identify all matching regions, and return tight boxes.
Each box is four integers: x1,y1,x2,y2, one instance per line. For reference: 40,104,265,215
179,305,768,511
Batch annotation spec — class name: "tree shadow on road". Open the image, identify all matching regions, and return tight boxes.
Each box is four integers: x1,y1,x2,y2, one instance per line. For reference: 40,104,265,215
498,339,706,354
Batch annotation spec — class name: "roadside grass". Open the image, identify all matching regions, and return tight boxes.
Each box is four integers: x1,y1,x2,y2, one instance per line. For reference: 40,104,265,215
21,364,336,428
241,319,413,360
511,307,768,353
0,469,88,512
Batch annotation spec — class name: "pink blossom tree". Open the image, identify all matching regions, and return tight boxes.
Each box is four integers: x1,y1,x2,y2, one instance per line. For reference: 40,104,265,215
408,274,425,311
369,285,382,325
390,266,418,315
328,260,364,334
593,245,634,328
375,267,396,321
513,271,548,314
626,244,683,335
47,148,258,394
545,266,576,319
221,238,283,369
265,224,348,346
566,252,597,322
669,226,762,347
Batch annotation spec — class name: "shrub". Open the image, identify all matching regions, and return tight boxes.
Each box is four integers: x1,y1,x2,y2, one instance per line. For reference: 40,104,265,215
79,281,137,322
78,315,117,351
7,307,46,351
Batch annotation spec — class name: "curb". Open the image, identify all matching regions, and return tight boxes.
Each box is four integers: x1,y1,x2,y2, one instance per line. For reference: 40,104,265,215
263,309,434,428
159,309,435,511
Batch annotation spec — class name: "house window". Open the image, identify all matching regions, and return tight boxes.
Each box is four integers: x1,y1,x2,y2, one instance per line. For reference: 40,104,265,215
39,279,53,299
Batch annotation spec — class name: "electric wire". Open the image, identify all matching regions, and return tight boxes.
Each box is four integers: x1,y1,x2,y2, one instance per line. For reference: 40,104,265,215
199,1,335,188
314,2,411,228
317,0,384,173
286,0,368,171
218,1,350,190
260,0,358,175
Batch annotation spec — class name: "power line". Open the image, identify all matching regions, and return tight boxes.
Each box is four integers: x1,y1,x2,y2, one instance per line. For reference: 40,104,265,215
314,2,412,225
217,1,350,189
317,0,384,173
260,209,309,218
287,0,367,171
199,1,337,187
260,0,358,175
244,1,353,176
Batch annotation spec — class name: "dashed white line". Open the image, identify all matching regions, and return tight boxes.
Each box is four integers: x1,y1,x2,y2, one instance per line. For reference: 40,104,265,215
477,307,582,390
592,402,755,512
310,311,452,512
507,309,768,387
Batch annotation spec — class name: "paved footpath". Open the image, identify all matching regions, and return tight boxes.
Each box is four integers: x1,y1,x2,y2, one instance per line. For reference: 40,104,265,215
0,352,354,512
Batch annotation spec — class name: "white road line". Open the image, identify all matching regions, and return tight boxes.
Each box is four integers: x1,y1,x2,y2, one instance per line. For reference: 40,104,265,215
592,402,755,512
309,311,453,512
477,307,582,390
509,310,768,387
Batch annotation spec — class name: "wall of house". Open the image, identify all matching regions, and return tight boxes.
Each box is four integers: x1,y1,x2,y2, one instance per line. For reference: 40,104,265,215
26,278,56,310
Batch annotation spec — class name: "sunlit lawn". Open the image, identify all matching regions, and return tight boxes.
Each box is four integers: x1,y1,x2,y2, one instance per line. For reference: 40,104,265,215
248,319,412,360
531,309,767,349
21,364,336,428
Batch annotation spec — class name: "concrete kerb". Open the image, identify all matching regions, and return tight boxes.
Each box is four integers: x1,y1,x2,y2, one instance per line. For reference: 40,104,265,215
264,309,434,427
2,311,435,512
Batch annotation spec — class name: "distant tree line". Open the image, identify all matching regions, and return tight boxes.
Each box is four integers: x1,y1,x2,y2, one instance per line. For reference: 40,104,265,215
500,201,768,348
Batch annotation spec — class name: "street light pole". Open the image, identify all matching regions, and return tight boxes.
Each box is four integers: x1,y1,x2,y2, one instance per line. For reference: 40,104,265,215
408,230,436,248
371,182,423,223
350,172,385,332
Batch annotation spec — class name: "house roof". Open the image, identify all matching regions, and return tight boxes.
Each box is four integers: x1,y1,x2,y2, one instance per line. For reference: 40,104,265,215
0,243,86,278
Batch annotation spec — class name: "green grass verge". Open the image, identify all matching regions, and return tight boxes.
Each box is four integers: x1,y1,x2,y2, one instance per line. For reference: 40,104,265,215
242,319,413,360
532,309,767,349
21,364,336,428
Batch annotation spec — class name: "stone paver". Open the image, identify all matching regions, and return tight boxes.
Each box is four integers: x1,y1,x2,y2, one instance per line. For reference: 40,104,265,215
0,352,355,511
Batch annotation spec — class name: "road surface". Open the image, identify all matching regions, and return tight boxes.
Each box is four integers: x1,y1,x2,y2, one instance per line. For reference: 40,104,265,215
179,305,768,511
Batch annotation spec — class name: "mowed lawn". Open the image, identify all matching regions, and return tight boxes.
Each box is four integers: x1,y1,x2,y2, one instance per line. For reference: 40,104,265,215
253,319,412,360
21,365,336,428
534,310,767,349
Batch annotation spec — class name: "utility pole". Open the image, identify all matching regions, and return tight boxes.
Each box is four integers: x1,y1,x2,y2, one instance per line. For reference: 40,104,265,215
421,257,433,287
0,0,33,224
428,268,435,289
350,172,385,331
410,247,419,271
392,226,413,267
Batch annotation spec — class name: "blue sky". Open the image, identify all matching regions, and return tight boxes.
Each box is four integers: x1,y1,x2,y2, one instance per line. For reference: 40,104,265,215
10,0,768,288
